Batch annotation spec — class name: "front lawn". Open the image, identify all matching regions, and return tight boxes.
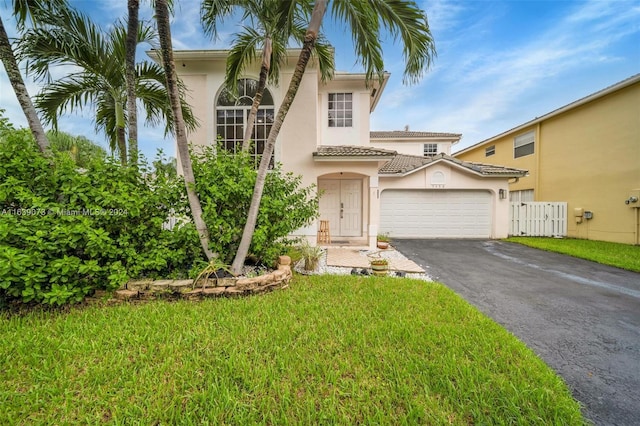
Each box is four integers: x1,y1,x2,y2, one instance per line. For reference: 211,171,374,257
0,275,585,424
506,237,640,272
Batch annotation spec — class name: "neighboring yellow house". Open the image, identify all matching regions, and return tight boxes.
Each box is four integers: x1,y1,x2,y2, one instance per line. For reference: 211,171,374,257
455,74,640,245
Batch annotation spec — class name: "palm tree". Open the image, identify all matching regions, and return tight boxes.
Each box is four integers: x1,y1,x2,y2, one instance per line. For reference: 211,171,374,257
155,0,215,260
46,130,106,167
18,6,197,165
126,0,140,166
0,0,68,155
201,0,334,152
230,0,436,274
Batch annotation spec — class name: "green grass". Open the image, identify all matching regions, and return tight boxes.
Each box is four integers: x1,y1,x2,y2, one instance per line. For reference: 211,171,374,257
0,276,585,425
506,237,640,272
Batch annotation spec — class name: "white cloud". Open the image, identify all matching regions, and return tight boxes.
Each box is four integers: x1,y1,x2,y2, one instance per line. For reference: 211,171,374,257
2,0,638,160
421,0,468,35
382,0,640,151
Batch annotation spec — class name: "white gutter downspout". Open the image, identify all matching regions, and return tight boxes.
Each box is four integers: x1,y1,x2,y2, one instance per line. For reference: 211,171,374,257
633,207,640,246
535,122,541,198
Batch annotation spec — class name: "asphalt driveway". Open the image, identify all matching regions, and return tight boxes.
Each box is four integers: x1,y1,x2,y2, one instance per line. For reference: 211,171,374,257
392,239,640,426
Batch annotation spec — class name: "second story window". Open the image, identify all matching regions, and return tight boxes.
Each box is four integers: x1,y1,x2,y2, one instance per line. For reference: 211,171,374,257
485,145,495,157
514,131,535,158
216,78,274,168
423,143,438,157
328,93,352,127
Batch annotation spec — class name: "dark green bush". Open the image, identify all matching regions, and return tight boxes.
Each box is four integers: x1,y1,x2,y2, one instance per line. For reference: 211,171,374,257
0,126,202,306
191,145,319,266
0,116,317,306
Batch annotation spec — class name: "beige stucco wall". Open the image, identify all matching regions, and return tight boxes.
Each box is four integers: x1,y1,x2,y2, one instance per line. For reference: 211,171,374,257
170,51,518,247
318,79,371,147
379,163,511,238
278,68,319,187
293,162,382,248
456,81,640,244
173,53,322,180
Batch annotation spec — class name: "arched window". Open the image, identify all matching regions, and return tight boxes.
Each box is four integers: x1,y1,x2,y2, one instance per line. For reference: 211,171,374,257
216,79,274,167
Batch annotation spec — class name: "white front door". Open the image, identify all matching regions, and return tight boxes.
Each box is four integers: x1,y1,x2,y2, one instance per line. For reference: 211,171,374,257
319,179,362,237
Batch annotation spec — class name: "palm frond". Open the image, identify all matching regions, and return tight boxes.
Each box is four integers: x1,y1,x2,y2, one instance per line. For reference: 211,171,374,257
368,0,436,84
18,2,192,155
224,26,261,93
331,0,384,84
111,18,158,61
12,0,69,29
94,92,119,153
34,72,102,129
200,0,236,39
288,14,335,83
312,35,335,83
136,61,199,134
18,6,109,82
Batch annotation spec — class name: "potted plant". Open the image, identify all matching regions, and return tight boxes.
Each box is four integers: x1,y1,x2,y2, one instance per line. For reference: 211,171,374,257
299,241,324,272
377,233,391,249
369,257,389,276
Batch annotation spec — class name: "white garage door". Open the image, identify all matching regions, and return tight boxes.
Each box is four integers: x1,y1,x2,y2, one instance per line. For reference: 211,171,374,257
380,190,492,238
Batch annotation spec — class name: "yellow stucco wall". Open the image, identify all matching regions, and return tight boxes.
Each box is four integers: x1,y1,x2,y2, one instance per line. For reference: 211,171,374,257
456,80,640,244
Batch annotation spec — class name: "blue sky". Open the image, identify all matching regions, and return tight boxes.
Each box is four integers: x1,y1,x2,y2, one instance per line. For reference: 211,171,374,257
1,0,639,159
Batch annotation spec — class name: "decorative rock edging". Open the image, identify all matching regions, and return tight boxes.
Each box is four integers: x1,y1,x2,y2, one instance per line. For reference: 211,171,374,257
114,256,292,301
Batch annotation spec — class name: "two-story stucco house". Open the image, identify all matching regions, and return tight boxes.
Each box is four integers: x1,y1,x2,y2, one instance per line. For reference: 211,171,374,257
455,74,640,245
158,49,527,248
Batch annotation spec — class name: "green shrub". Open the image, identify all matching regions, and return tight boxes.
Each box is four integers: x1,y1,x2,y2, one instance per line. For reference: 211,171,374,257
0,114,317,306
0,127,202,306
191,145,319,266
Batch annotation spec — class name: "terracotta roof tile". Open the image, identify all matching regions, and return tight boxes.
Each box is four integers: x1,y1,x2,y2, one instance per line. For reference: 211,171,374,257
379,153,528,177
379,154,431,174
313,145,397,158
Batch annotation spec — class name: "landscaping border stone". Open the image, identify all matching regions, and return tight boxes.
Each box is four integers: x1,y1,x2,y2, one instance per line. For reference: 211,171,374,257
119,256,292,301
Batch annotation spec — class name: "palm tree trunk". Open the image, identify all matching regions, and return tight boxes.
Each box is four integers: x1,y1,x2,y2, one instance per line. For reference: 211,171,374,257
231,0,328,275
241,36,271,152
155,0,215,261
0,15,50,155
126,0,139,167
116,127,127,165
115,100,127,165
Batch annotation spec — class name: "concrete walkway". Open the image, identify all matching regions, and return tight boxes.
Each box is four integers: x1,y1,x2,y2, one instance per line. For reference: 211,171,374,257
325,247,424,273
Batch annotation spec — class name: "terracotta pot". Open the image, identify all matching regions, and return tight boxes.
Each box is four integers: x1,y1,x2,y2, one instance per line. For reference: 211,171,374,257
377,241,389,249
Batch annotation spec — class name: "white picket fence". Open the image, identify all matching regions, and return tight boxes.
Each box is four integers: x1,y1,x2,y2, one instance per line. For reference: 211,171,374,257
509,202,567,237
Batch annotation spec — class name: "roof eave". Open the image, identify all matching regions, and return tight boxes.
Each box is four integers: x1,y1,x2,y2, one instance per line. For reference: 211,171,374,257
146,48,309,62
370,73,390,113
313,155,396,162
371,135,461,143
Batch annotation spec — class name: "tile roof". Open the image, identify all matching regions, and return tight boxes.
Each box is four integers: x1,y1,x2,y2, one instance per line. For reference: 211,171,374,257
313,145,397,158
379,153,528,177
313,147,527,177
379,154,431,174
370,131,462,139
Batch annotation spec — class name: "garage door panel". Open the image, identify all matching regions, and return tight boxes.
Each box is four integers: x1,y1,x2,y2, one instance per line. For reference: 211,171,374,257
380,190,491,238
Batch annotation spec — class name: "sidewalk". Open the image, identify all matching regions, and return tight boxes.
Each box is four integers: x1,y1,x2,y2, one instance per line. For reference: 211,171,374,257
325,247,424,273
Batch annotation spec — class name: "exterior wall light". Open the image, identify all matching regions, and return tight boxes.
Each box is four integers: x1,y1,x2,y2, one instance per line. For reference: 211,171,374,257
499,189,507,200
